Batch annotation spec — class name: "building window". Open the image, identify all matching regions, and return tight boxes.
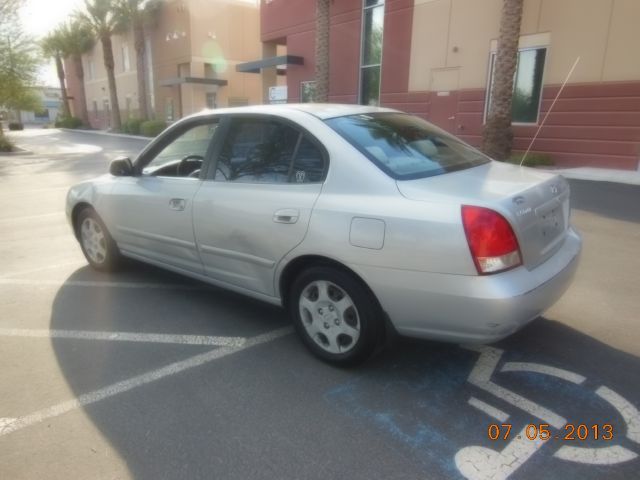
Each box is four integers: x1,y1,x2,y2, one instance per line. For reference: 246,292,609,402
300,81,316,103
166,98,174,121
206,92,217,109
359,0,384,106
485,47,547,124
122,43,130,72
88,58,95,80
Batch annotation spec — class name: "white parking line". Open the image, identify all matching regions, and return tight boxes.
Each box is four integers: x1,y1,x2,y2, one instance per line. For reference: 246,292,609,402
0,326,292,437
0,212,65,223
0,328,246,347
0,261,84,279
0,278,211,290
468,397,510,423
501,362,586,384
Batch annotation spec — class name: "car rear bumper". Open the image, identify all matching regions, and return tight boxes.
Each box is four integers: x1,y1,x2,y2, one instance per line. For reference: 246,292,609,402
352,227,582,344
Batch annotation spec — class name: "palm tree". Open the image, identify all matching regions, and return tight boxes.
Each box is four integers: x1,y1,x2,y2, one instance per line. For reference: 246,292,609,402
41,30,72,118
314,0,330,102
58,20,95,126
482,0,524,160
115,0,161,121
77,0,124,131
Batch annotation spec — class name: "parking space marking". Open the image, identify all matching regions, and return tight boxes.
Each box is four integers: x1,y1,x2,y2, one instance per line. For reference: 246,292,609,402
0,211,65,223
596,386,640,443
456,425,545,480
0,326,292,437
554,445,638,465
0,261,84,278
0,278,212,291
468,397,510,422
0,328,247,347
463,345,566,429
501,362,586,384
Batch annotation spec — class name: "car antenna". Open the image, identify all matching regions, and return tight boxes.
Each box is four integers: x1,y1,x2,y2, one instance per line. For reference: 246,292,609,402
520,56,581,167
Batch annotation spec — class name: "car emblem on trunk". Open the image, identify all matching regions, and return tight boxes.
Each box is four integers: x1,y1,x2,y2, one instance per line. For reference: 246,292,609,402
512,195,525,205
550,184,559,195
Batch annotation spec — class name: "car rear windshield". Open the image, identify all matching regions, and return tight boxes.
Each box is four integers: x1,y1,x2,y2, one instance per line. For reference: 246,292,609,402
326,113,489,180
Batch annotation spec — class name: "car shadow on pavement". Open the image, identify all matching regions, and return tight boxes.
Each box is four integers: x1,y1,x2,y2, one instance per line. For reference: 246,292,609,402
47,265,640,480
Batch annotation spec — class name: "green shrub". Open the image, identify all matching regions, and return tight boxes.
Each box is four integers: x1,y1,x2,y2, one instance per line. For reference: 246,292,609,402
8,122,23,131
0,135,14,152
122,118,143,135
54,116,83,129
508,152,554,167
140,120,167,137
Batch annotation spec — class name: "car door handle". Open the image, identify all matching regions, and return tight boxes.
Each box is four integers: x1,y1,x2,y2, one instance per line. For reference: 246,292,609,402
169,198,186,211
273,209,299,224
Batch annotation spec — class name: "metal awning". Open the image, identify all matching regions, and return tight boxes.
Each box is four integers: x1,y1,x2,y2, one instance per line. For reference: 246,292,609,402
236,55,304,74
159,77,228,87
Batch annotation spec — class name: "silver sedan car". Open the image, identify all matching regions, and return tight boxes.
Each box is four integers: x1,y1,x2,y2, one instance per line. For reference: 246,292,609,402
67,104,581,365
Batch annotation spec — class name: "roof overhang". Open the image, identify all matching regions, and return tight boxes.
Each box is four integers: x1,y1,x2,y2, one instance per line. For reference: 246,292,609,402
159,77,228,87
236,55,304,74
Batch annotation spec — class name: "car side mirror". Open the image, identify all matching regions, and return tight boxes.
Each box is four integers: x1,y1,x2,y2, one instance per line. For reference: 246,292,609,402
110,157,133,176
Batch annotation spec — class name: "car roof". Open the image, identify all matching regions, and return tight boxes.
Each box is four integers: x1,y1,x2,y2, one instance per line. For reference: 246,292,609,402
191,103,399,120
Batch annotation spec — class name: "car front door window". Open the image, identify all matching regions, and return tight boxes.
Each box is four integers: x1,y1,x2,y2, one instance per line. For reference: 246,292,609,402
142,122,218,178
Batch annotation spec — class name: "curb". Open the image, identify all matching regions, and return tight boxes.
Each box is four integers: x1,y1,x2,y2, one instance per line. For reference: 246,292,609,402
0,145,32,156
59,128,151,141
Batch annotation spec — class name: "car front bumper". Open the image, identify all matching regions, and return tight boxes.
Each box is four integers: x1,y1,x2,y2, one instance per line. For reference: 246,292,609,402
352,227,582,344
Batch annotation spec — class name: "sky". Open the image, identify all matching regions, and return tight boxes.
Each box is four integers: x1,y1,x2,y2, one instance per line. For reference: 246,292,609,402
20,0,84,86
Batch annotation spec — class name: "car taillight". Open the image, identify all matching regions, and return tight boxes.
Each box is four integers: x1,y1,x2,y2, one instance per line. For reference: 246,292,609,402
461,205,522,275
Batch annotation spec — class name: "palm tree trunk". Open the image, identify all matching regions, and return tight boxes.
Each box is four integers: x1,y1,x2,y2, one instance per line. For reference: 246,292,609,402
314,0,330,102
72,54,90,126
101,33,121,131
481,0,524,160
133,17,149,120
55,54,71,118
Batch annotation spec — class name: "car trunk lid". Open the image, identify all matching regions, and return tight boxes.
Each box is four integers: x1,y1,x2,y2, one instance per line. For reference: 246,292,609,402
396,161,571,270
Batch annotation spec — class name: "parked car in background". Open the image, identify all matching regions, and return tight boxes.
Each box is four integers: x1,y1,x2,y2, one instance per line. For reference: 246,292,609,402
66,104,581,365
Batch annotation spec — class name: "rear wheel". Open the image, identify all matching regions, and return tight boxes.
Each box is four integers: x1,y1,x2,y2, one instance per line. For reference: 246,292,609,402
76,208,121,271
289,266,383,366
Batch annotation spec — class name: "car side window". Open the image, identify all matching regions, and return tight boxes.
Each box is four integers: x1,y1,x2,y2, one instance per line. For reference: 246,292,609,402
214,118,325,184
141,121,218,178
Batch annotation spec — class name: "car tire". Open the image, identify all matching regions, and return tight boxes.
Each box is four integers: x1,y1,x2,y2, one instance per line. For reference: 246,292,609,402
76,207,122,272
289,266,383,366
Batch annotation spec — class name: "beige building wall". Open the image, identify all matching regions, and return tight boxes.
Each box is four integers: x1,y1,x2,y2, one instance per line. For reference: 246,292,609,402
79,0,263,128
151,0,262,120
84,30,140,128
409,0,640,92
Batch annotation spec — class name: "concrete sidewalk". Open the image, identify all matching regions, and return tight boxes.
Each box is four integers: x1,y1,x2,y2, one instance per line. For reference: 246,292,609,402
539,166,640,186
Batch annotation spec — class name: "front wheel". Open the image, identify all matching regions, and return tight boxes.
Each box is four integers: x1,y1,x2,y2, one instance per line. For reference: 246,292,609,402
76,208,121,271
288,266,383,366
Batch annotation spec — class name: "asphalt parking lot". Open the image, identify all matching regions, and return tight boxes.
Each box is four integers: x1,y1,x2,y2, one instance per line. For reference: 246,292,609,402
1,128,639,480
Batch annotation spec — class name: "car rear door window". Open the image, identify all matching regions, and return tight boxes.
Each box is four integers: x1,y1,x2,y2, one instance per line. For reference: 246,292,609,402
214,118,325,184
327,113,489,180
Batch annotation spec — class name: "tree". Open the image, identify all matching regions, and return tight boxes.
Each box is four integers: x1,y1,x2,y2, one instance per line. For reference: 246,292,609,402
481,0,524,160
57,20,95,125
314,0,330,102
115,0,161,120
0,5,41,133
41,30,72,118
77,0,124,131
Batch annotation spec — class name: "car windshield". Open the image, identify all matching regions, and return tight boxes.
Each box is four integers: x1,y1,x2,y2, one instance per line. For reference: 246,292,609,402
326,113,489,180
